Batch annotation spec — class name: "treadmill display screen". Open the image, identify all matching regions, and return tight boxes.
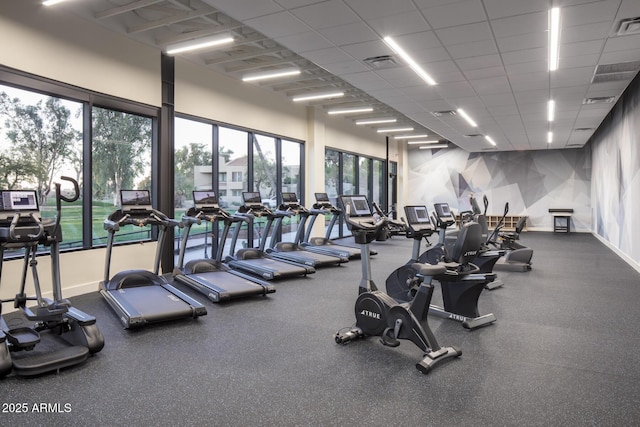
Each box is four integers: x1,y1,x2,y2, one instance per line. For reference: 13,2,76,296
193,191,218,208
121,190,151,211
0,190,39,212
282,192,298,203
341,195,372,217
434,203,454,219
314,193,330,202
405,206,430,225
242,192,262,205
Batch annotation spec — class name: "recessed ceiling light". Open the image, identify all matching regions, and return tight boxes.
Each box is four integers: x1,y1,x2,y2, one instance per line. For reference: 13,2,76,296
485,135,496,146
292,91,344,102
242,67,301,82
549,7,561,71
394,134,429,140
166,34,234,55
356,118,397,125
382,36,437,86
327,107,373,115
457,109,478,127
377,127,414,133
407,140,439,145
42,0,68,5
548,100,555,121
547,131,553,143
419,144,448,149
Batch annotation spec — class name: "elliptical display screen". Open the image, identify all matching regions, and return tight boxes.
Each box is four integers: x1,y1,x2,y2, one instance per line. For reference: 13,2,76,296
0,190,39,212
405,205,430,225
193,191,218,208
120,190,151,211
341,195,372,217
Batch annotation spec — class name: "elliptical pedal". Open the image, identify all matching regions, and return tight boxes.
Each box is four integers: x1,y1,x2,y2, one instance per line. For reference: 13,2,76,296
11,345,89,377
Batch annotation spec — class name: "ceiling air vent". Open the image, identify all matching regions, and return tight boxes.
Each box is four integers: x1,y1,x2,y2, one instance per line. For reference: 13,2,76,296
574,127,595,132
431,110,457,117
363,55,399,69
464,134,483,137
582,96,615,104
616,17,640,36
592,61,640,84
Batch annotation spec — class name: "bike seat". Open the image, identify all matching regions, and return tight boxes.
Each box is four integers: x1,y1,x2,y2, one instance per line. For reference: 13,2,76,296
411,263,447,277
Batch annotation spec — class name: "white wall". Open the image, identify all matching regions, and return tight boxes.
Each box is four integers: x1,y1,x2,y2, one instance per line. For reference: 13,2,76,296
0,0,160,106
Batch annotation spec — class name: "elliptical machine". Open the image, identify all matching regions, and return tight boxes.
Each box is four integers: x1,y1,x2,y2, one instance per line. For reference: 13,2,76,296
0,177,104,377
334,195,461,374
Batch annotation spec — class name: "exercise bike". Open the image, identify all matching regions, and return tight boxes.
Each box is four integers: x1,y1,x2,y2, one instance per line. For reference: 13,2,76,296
0,177,104,377
387,203,497,330
334,195,461,374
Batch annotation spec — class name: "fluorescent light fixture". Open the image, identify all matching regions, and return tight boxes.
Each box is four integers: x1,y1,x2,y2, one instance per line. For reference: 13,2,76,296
242,68,300,82
383,36,437,86
485,135,497,146
547,100,555,121
419,144,448,149
547,131,553,143
327,107,373,115
457,109,478,127
394,134,429,140
292,91,344,102
407,140,439,145
377,127,414,133
356,118,397,125
166,34,234,55
549,7,561,71
42,0,68,5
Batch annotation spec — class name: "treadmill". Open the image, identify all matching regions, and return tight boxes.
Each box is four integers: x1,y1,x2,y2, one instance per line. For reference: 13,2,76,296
300,192,376,259
225,192,315,280
265,192,348,267
173,191,275,302
100,190,207,329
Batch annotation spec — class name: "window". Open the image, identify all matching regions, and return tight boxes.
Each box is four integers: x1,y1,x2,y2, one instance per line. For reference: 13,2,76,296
231,189,242,197
0,84,83,255
91,107,153,245
219,172,227,182
232,171,243,182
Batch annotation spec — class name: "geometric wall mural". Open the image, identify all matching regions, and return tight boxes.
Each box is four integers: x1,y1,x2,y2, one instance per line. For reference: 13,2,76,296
407,146,592,232
590,74,640,266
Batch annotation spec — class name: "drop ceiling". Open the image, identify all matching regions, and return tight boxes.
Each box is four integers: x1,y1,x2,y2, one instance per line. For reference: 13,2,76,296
61,0,640,152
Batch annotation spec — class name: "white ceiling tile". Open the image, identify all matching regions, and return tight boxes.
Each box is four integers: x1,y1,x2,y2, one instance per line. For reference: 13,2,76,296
447,40,498,59
245,12,310,38
302,47,355,64
435,22,493,45
272,0,325,8
599,48,640,64
504,61,548,75
560,39,605,57
366,11,431,37
320,59,370,75
344,0,418,20
496,31,547,53
203,0,283,20
559,53,600,69
463,66,507,80
561,21,612,44
551,66,597,88
341,72,394,90
420,0,487,29
289,0,361,30
275,31,333,53
514,89,549,104
488,105,520,116
433,80,477,98
469,75,511,95
508,71,549,93
479,93,516,107
455,54,503,70
616,0,640,21
401,87,445,102
374,68,427,87
318,21,379,46
562,0,620,27
340,40,389,60
502,46,547,65
602,34,640,52
490,11,547,38
483,0,548,20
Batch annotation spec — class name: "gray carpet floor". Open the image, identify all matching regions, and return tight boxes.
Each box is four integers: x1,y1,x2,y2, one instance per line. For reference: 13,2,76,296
1,231,640,426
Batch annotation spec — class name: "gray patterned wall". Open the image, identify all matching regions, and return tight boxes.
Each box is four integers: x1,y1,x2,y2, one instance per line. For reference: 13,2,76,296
590,74,640,267
406,147,592,232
